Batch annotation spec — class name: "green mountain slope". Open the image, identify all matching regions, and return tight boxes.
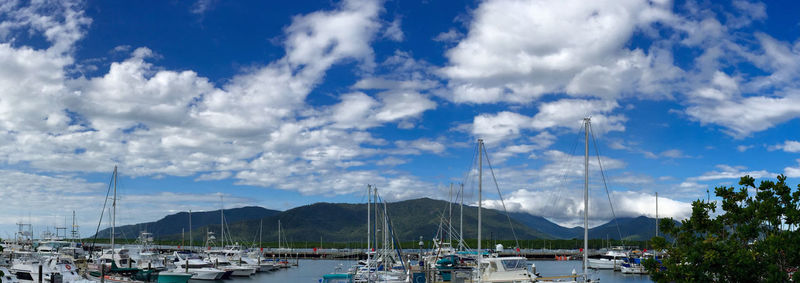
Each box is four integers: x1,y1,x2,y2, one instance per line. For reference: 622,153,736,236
93,206,280,240
210,198,553,243
94,198,674,243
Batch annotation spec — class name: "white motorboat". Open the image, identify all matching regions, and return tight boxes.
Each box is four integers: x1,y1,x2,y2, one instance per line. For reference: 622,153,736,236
171,252,226,280
587,249,628,270
0,266,20,283
98,248,136,269
9,255,45,282
477,257,538,282
204,254,254,277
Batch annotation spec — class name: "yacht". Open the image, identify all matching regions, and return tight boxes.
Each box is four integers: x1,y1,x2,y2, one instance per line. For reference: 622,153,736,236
204,253,255,277
0,267,20,283
587,249,628,270
171,251,226,280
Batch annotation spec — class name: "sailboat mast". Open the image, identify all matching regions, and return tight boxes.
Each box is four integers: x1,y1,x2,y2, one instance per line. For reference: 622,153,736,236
449,183,453,245
189,209,192,250
383,198,388,253
220,196,225,248
373,186,378,258
583,118,590,281
478,139,483,281
71,211,76,242
655,192,659,237
112,165,117,258
367,185,371,267
655,192,659,259
460,183,464,251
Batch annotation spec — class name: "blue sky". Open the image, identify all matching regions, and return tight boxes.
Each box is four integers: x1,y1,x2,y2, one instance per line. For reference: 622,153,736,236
1,0,800,237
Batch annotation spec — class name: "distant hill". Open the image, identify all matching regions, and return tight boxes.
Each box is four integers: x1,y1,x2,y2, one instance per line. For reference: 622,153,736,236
587,216,668,241
202,198,554,243
94,198,676,243
94,206,280,240
508,212,582,239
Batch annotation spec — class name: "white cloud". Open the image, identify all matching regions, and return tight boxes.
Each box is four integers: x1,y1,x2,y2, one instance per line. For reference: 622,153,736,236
681,29,800,137
769,140,800,153
471,111,532,144
484,189,691,228
0,0,442,202
685,92,800,138
440,0,678,104
191,0,215,15
376,157,408,166
392,138,446,155
374,91,436,123
383,17,404,41
469,99,625,144
785,160,800,178
434,28,462,43
0,169,253,237
195,171,233,181
689,164,775,181
660,149,689,159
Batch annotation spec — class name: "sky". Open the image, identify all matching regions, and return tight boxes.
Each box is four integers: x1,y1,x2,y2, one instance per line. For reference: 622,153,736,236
1,0,800,238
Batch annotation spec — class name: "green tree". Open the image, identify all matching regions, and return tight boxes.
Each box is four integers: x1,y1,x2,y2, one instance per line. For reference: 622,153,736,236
645,175,800,282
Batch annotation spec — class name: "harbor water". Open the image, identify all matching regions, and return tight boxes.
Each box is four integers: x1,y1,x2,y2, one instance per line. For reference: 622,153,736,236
203,259,651,282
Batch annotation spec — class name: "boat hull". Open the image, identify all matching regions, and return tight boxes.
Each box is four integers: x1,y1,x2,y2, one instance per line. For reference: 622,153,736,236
587,258,621,269
157,272,193,283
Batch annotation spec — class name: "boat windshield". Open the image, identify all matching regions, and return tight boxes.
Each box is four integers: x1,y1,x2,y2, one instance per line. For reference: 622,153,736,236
501,259,527,271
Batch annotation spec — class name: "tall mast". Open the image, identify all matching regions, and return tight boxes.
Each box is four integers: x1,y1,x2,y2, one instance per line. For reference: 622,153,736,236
449,183,453,245
655,192,659,259
367,185,371,268
655,192,659,237
383,197,388,253
278,220,281,249
478,139,483,282
71,211,77,242
373,186,378,259
189,209,192,250
112,165,117,259
459,183,464,251
583,118,590,281
220,196,224,248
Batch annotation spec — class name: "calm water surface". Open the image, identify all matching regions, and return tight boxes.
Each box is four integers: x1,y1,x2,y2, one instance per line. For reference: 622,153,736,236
194,259,652,283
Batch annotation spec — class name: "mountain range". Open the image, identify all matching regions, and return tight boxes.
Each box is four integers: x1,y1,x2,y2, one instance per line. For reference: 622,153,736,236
95,198,665,242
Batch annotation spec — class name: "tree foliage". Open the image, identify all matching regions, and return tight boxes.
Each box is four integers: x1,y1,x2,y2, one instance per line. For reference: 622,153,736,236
645,175,800,282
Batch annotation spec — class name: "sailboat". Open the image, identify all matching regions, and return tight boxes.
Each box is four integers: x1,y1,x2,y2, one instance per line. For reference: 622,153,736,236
447,138,585,283
86,166,155,283
353,185,407,283
468,139,544,283
204,197,256,277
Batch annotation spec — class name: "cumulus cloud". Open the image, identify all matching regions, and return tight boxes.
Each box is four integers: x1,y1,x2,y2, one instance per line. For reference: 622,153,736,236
769,140,800,153
685,92,800,138
785,160,800,178
688,164,775,182
0,170,253,237
484,189,691,228
0,0,447,203
440,0,679,104
469,99,625,144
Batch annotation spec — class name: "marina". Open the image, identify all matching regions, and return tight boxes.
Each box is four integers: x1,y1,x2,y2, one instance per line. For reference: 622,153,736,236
1,126,662,282
3,0,798,280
